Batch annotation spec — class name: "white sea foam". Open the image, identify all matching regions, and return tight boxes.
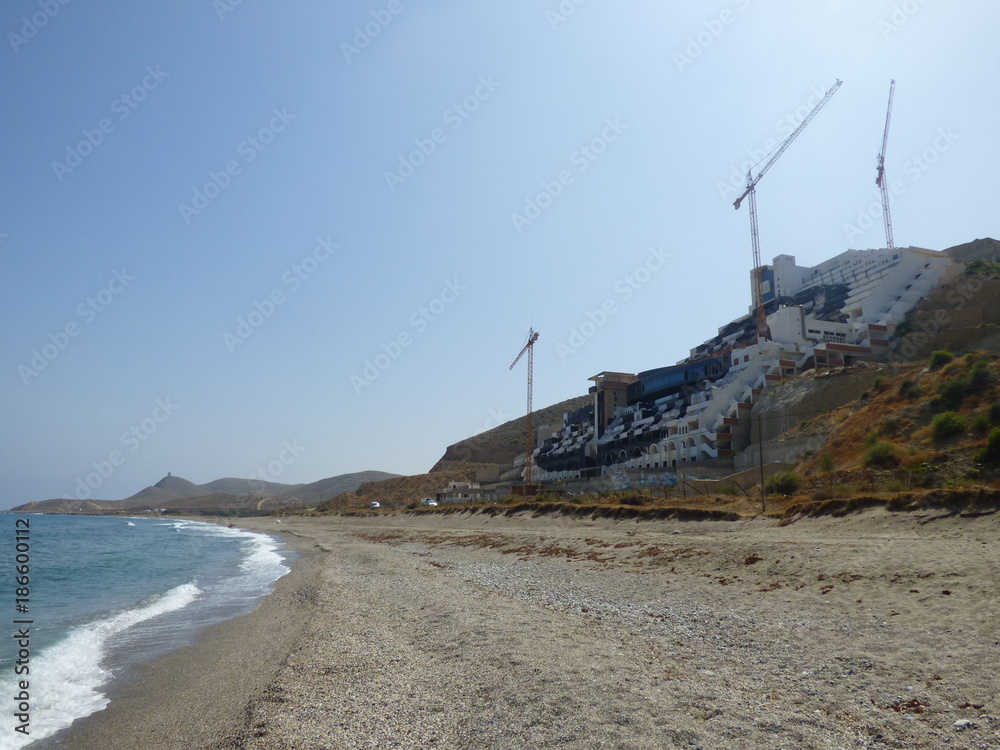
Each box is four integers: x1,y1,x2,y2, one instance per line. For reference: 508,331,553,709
186,522,290,587
0,583,201,750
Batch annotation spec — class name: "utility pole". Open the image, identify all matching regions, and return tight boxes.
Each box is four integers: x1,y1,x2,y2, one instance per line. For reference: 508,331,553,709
757,414,766,513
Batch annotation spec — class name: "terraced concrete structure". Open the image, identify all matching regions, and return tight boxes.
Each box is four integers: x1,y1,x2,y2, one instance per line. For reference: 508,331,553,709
534,245,962,481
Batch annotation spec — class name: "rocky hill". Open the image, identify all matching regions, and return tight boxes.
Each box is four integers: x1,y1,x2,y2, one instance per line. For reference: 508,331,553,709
316,463,499,512
894,270,1000,361
199,477,303,497
10,470,401,515
774,351,1000,494
431,394,592,471
124,474,215,504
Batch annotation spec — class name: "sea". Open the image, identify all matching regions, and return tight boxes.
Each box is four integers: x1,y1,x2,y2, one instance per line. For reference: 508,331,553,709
0,514,292,750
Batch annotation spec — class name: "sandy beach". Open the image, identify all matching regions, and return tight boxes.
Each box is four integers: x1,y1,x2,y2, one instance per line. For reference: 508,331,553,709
46,508,1000,749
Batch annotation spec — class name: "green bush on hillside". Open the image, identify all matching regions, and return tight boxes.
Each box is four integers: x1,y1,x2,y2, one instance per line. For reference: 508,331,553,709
932,411,966,442
972,413,992,434
965,259,1000,276
880,416,900,435
929,350,954,370
934,378,970,412
978,427,1000,467
970,360,993,391
864,441,902,468
765,471,803,495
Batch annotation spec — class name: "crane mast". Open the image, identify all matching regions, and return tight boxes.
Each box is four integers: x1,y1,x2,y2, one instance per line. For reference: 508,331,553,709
734,79,843,341
876,79,896,250
509,328,539,486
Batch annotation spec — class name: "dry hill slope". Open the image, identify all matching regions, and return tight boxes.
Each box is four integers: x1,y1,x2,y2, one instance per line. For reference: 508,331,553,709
775,351,1000,497
9,470,402,515
316,464,499,512
275,471,402,505
125,475,211,504
431,394,591,471
201,477,306,496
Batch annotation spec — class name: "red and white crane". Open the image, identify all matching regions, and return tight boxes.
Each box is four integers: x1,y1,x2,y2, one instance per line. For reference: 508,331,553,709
509,328,539,485
876,79,896,250
734,79,843,341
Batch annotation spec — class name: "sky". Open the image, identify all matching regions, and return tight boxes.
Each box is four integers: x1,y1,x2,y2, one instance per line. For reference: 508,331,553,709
1,0,998,507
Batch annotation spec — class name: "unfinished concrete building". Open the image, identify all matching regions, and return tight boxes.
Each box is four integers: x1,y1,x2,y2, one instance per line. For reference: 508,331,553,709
534,245,962,482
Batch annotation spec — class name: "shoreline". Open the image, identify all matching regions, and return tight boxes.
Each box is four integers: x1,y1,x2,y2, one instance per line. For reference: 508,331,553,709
32,519,320,750
32,508,1000,749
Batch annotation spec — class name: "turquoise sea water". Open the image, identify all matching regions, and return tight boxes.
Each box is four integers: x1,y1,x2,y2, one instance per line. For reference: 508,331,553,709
0,514,291,749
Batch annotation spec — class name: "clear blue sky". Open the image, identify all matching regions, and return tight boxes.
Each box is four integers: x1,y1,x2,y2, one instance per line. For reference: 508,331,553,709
2,0,997,507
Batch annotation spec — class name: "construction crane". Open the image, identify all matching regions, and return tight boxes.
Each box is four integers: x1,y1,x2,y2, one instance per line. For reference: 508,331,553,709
734,79,843,341
876,79,896,250
509,328,539,486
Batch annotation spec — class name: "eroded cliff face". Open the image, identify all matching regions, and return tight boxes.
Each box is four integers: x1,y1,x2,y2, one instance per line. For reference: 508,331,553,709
896,277,1000,360
752,366,889,444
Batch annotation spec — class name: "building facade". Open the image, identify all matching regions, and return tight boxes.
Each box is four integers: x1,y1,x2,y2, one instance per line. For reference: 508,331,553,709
532,245,962,482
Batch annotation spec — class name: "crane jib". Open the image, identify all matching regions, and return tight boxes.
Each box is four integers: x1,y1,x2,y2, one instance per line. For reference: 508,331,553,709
731,79,843,212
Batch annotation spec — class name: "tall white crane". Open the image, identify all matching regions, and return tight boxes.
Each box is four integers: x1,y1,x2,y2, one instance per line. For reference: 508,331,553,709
734,79,843,341
876,79,896,250
509,328,539,485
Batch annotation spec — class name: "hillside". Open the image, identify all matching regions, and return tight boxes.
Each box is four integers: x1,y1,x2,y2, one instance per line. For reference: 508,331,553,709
10,498,122,514
779,351,1000,495
9,470,401,515
316,463,499,512
201,477,305,496
894,242,1000,360
273,471,402,505
124,474,213,504
431,394,592,471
